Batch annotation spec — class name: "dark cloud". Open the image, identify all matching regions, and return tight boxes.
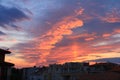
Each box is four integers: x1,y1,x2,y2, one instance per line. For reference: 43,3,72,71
83,20,120,35
88,57,120,64
0,31,6,35
0,5,29,30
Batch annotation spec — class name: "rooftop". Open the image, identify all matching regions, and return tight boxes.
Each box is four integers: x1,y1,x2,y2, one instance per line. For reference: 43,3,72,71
0,48,11,54
0,62,14,66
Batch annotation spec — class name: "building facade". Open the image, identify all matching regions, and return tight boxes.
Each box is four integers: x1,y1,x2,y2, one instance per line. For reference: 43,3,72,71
24,62,120,80
28,62,90,80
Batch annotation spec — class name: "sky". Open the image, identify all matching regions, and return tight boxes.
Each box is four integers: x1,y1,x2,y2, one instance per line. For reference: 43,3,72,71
0,0,120,68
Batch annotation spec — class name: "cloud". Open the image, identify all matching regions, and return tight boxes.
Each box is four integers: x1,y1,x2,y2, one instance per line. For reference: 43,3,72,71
0,4,29,30
36,16,83,65
114,29,120,33
39,17,83,49
101,8,120,23
88,57,120,64
0,31,6,35
85,37,95,41
12,9,84,66
46,42,91,64
67,32,97,41
102,33,111,38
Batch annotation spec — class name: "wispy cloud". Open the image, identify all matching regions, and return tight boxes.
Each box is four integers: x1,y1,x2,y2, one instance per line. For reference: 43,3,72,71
0,31,6,35
88,57,120,64
0,4,29,30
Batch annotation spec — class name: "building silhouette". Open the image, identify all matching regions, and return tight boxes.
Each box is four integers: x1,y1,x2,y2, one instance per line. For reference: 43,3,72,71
0,48,14,80
22,62,120,80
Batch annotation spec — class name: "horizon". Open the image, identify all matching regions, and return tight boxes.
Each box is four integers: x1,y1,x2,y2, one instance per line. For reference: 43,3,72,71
13,61,120,69
0,0,120,68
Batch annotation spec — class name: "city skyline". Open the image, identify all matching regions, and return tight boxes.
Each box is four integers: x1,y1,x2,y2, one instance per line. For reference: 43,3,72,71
0,0,120,68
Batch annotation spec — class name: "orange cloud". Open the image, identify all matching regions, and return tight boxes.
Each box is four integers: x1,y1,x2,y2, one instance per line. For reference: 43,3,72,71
67,32,97,40
102,33,111,38
46,41,100,64
39,18,83,49
101,8,120,23
34,10,84,65
114,29,120,33
85,37,95,41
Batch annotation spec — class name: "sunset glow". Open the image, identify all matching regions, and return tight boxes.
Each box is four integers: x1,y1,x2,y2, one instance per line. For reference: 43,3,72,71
0,0,120,68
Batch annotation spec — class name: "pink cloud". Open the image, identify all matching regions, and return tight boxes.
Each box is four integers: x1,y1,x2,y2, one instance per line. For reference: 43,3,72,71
101,8,120,23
